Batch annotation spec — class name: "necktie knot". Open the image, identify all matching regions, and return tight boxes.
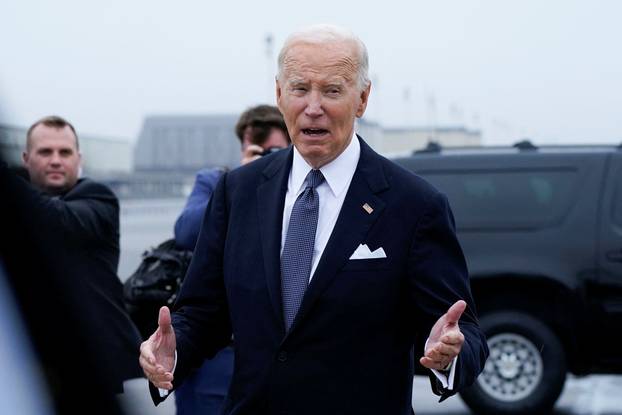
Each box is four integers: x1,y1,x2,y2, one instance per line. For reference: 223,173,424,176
306,169,324,190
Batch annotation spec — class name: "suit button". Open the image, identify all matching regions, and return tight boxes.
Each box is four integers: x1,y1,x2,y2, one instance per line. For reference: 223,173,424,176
278,351,287,362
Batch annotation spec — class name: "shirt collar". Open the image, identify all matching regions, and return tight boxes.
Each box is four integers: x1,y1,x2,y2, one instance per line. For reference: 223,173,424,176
290,132,360,197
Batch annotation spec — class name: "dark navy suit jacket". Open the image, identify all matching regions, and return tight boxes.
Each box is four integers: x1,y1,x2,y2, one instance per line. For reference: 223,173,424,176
155,137,488,414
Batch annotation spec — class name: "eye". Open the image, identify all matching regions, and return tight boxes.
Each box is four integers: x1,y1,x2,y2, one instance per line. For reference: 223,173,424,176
60,149,74,157
326,87,342,96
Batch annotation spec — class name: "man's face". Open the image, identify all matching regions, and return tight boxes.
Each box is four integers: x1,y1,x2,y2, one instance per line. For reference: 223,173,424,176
276,40,370,168
22,124,81,194
241,126,289,153
239,126,289,165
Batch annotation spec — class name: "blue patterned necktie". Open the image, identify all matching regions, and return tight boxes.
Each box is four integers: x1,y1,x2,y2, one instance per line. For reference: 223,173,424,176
281,169,325,332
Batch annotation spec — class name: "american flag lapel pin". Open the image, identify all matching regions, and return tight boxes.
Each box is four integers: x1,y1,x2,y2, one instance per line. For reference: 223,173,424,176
362,203,373,214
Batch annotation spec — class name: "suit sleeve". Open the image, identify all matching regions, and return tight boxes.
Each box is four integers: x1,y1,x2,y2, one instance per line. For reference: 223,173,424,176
408,191,488,399
168,171,233,390
7,174,117,243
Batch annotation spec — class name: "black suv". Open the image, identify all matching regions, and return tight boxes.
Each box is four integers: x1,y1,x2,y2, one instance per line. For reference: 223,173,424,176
394,142,622,415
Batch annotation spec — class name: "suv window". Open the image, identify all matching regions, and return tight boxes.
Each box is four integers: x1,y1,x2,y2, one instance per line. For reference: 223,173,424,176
420,168,578,230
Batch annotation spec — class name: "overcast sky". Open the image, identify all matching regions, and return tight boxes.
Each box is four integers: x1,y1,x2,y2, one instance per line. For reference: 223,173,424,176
1,0,620,145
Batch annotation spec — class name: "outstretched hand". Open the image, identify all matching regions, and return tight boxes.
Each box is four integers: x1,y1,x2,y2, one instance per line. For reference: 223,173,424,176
420,300,466,371
139,306,177,389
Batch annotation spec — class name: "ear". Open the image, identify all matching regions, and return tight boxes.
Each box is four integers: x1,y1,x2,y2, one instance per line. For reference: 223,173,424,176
355,82,372,118
275,77,283,110
22,151,29,166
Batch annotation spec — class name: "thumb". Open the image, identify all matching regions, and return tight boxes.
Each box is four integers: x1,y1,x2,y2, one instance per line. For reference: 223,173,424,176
158,306,173,335
445,300,467,325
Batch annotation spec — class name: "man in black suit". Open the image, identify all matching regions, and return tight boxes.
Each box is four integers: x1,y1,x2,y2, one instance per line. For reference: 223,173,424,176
141,25,488,414
18,115,143,392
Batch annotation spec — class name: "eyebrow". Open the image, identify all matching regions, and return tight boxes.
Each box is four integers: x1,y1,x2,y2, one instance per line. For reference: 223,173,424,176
286,77,307,85
286,77,347,87
36,146,74,153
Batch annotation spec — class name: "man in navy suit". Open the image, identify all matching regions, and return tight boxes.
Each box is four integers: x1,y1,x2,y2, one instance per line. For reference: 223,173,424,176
140,24,488,414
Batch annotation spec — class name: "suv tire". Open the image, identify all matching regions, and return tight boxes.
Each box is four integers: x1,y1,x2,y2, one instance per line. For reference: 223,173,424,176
460,311,566,415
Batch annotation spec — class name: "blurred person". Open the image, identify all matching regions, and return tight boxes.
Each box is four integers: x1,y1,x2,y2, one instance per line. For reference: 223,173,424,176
173,105,289,414
16,115,143,393
141,25,488,414
0,139,127,414
174,105,290,250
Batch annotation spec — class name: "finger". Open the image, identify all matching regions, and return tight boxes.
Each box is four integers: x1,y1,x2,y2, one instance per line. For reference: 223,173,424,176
445,300,467,325
419,356,435,369
425,346,452,362
151,370,174,383
140,339,157,365
155,364,172,375
149,372,173,389
440,330,465,346
427,343,460,360
158,306,172,335
152,380,173,390
424,344,449,360
419,356,449,371
241,155,261,165
139,354,159,374
242,145,264,161
244,144,264,155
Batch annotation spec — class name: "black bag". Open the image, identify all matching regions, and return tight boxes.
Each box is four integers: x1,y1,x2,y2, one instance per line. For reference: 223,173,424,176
123,239,192,338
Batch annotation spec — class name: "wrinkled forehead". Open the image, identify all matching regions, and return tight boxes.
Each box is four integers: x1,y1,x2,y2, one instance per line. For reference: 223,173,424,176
281,40,359,84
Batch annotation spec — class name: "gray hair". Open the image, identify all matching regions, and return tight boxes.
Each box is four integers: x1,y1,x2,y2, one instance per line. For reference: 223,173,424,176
277,24,370,91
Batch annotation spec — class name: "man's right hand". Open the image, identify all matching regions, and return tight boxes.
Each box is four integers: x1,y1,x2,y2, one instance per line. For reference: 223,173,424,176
139,306,176,389
241,144,265,165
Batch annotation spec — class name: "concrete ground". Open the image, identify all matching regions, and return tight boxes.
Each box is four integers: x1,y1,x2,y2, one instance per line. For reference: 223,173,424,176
119,375,622,415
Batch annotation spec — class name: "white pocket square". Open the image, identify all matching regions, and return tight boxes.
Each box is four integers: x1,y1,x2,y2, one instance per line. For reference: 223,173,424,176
349,244,387,260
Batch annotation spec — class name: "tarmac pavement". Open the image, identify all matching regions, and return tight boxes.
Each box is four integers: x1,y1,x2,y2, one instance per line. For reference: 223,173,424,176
119,375,622,415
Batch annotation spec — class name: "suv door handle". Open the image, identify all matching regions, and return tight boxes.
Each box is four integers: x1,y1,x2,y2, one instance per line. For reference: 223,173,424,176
607,249,622,262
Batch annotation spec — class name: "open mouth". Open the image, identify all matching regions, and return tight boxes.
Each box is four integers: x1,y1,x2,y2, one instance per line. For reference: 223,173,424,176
302,128,329,137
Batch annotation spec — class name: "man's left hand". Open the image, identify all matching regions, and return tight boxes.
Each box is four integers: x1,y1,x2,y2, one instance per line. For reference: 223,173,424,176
420,300,466,371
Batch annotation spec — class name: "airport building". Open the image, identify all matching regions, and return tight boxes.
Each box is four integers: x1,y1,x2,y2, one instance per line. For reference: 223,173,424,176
357,118,482,157
133,115,240,172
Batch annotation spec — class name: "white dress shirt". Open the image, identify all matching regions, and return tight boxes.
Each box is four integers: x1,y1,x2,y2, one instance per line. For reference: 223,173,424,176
281,132,360,281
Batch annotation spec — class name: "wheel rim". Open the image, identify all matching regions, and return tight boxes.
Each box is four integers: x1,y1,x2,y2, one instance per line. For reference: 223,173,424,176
477,333,543,402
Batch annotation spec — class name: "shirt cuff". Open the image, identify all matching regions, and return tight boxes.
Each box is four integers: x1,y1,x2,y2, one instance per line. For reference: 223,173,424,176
157,350,177,397
425,338,458,391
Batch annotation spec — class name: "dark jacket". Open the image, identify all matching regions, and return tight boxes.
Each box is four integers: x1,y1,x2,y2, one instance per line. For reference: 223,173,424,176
0,163,128,412
155,137,488,414
13,176,143,392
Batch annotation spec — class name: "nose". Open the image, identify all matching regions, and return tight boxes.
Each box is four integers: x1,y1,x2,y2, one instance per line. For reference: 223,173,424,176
49,152,62,166
304,90,324,118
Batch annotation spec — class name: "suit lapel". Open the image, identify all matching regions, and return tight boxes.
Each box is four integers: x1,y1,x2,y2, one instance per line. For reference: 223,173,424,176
256,149,293,332
287,137,389,336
